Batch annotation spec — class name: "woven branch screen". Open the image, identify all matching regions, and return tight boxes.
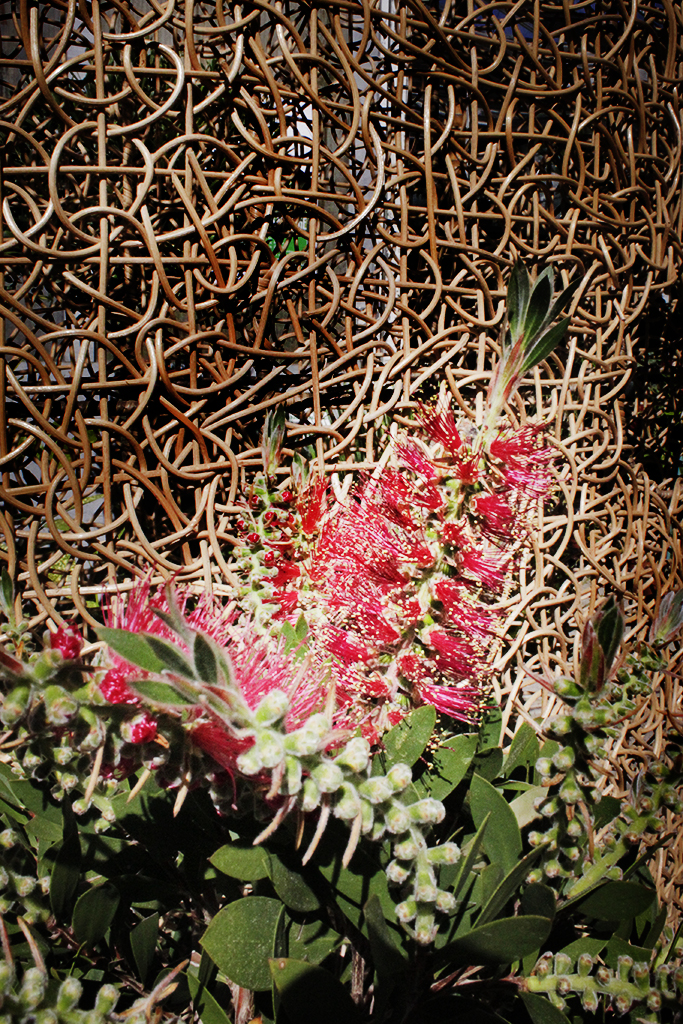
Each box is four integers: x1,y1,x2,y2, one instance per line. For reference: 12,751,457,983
1,0,682,908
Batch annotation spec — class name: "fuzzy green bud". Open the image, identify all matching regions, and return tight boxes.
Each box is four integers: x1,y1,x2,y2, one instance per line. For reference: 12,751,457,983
285,714,329,755
408,799,445,825
254,690,289,726
544,859,562,878
554,953,572,975
617,955,633,980
394,837,420,860
395,899,418,923
384,803,411,834
334,783,361,821
334,737,371,773
359,777,393,804
11,872,37,897
577,953,593,976
236,745,263,776
552,747,575,771
94,984,119,1015
566,818,582,838
559,777,582,804
56,977,82,1013
19,968,46,1011
386,763,412,792
646,990,662,1013
632,962,650,990
545,714,572,737
43,685,78,725
0,685,30,725
387,860,411,884
581,989,599,1014
604,866,623,880
435,890,457,913
360,799,374,834
595,966,611,986
284,755,302,794
534,954,552,978
312,762,343,794
255,730,285,769
555,977,571,997
415,910,437,945
0,830,17,850
535,757,553,777
427,842,460,865
301,776,321,813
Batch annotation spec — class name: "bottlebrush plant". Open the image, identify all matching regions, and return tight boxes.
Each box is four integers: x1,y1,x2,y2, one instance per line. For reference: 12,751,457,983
0,263,681,1023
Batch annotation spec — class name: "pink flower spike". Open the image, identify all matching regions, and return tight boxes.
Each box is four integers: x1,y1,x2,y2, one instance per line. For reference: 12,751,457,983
50,624,83,660
395,440,439,483
415,680,481,723
427,630,477,677
489,427,554,471
459,544,510,593
418,402,463,456
473,493,516,537
434,580,499,639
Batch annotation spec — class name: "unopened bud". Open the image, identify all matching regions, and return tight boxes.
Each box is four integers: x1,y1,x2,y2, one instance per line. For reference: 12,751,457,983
359,777,393,804
633,962,650,989
386,860,411,884
0,685,30,725
312,762,343,794
535,757,553,777
408,799,445,825
545,714,572,737
646,990,662,1013
581,989,599,1013
395,899,418,923
57,977,83,1013
254,690,289,726
384,803,411,834
284,756,302,794
394,837,420,860
95,985,119,1015
577,953,593,976
334,737,371,773
427,842,460,865
554,953,572,975
334,783,361,821
19,968,46,1011
301,776,321,813
236,745,263,776
415,910,437,945
43,685,78,725
534,954,552,978
435,890,457,913
552,747,575,771
386,763,412,792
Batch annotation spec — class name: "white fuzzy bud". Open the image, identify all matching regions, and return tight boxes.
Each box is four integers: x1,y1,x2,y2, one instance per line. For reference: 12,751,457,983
254,690,289,726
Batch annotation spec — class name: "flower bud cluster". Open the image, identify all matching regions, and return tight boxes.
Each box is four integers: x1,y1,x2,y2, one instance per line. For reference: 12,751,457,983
530,638,682,888
527,951,683,1019
218,693,457,944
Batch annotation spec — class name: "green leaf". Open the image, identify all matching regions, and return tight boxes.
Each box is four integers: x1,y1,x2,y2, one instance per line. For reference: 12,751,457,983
545,275,582,328
504,724,540,778
604,935,653,969
507,261,531,342
364,894,407,977
186,972,232,1024
71,883,120,946
268,854,321,912
144,634,196,678
128,678,195,707
97,628,166,674
520,884,556,921
450,814,490,899
50,818,81,920
286,915,340,966
210,842,269,881
316,830,396,929
471,747,504,781
470,774,522,875
193,633,218,685
557,937,607,964
520,317,570,373
478,849,543,926
270,958,363,1024
595,597,624,672
381,705,436,769
416,734,478,801
437,915,553,967
520,991,571,1024
0,568,14,618
509,786,545,828
201,896,283,991
574,881,657,921
130,913,159,983
593,795,622,829
478,707,503,749
523,268,554,342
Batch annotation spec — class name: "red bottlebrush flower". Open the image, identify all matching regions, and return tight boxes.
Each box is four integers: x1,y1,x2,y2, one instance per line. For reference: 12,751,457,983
395,439,439,483
433,580,498,640
354,600,400,646
397,651,432,685
473,493,516,537
324,627,374,665
414,680,481,723
489,426,551,469
418,403,463,456
272,588,300,618
454,453,480,485
297,478,327,535
272,560,301,587
427,630,477,677
502,466,552,499
191,721,252,772
50,624,83,660
99,668,138,705
126,712,158,745
458,543,510,593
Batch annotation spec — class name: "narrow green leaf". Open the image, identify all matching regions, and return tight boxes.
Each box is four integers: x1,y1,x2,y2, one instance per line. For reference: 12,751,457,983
416,734,478,801
523,269,554,341
186,972,232,1024
0,568,14,617
71,883,120,946
97,628,165,674
450,814,490,899
574,881,657,921
130,912,159,983
270,958,363,1024
545,275,582,327
268,854,321,912
470,774,522,875
477,849,543,926
504,724,540,778
520,884,556,921
509,786,545,828
437,915,553,967
595,597,624,672
210,842,269,881
381,705,436,769
520,992,571,1024
520,317,570,373
201,897,282,991
144,634,196,678
478,706,503,749
50,813,81,921
127,678,195,707
507,261,531,342
193,633,218,685
364,894,407,977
